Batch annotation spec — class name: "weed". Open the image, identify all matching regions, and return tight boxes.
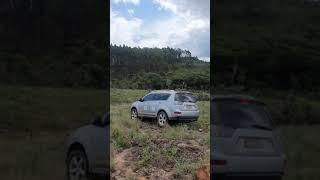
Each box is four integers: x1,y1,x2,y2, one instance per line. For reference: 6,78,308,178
112,128,130,150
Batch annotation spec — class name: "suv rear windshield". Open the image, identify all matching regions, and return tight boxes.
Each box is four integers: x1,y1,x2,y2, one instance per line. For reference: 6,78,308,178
175,93,196,103
214,100,273,130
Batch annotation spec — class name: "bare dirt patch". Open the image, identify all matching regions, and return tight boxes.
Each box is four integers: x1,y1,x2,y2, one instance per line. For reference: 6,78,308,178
112,147,139,179
112,125,207,179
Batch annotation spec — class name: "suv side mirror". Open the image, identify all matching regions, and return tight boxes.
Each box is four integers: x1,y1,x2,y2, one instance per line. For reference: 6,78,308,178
92,115,104,127
102,113,110,126
139,98,144,102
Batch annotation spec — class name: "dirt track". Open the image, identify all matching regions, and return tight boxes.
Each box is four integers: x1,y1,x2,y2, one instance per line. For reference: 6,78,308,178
111,121,209,180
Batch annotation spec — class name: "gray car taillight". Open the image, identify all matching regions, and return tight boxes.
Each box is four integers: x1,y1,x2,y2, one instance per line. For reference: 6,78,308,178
213,126,235,137
174,101,183,105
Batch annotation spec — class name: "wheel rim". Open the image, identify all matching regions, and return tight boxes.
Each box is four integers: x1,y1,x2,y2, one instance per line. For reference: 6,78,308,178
131,109,137,120
68,154,87,180
158,112,167,126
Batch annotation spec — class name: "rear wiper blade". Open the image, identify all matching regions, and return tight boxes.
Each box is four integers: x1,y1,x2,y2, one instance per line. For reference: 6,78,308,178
251,124,273,131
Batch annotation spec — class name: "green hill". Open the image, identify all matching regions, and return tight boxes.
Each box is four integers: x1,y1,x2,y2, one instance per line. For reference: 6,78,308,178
110,45,210,90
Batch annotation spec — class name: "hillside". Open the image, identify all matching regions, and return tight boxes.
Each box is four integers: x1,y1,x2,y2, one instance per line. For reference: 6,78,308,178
110,45,210,90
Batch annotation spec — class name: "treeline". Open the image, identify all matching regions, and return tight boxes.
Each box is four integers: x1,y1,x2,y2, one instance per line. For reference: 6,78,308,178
0,0,108,88
212,0,320,125
213,0,320,92
110,45,210,91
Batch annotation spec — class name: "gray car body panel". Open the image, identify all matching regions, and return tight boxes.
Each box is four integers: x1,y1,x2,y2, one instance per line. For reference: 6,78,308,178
65,124,108,175
131,90,200,120
211,95,286,176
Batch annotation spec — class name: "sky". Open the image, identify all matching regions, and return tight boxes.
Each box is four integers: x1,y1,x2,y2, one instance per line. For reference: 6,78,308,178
110,0,210,62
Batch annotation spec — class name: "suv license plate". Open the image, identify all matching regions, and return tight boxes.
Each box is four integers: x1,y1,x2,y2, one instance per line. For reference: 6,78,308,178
244,139,264,149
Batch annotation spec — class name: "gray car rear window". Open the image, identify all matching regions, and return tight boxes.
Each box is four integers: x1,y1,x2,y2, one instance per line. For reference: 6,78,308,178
175,93,196,103
215,101,273,130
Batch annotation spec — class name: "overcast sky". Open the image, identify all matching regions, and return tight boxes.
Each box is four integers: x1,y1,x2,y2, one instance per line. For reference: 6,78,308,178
110,0,210,62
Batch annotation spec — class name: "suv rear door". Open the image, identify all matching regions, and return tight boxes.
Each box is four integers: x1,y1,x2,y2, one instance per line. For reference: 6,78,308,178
174,92,198,111
212,99,283,156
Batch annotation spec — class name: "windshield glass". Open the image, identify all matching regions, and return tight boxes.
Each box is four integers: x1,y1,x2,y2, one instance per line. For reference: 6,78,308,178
153,93,171,100
175,93,196,103
216,100,273,130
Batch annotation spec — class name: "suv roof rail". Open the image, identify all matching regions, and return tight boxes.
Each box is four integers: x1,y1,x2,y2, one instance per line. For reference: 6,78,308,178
211,94,255,101
175,88,188,91
175,89,192,93
211,94,265,105
150,89,174,92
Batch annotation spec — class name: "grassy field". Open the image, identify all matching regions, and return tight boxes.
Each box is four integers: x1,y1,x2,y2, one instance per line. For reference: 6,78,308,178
110,89,210,179
281,125,320,180
0,85,107,180
0,85,319,179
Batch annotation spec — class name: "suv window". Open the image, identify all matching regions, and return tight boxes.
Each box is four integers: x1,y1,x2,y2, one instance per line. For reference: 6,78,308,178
215,100,273,130
175,93,196,103
153,93,171,101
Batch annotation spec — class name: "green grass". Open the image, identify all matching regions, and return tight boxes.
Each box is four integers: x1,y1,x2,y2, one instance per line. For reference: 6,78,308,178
110,88,210,178
110,88,210,104
0,84,107,132
281,125,320,180
0,132,66,180
1,85,319,179
110,88,148,104
0,85,107,180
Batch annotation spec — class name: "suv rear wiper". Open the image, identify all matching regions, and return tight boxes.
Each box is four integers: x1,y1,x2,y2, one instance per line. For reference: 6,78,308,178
251,124,273,131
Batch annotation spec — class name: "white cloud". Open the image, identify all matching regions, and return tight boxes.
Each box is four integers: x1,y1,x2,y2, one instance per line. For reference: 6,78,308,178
199,57,210,62
153,0,210,20
112,0,140,5
110,9,142,47
128,9,135,16
154,0,178,14
110,0,210,61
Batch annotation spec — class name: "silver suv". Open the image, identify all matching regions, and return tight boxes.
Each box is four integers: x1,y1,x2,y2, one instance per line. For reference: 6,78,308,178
131,90,200,127
65,114,109,180
211,95,287,179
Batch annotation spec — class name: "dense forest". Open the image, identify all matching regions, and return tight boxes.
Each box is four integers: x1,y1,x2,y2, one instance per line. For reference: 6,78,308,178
213,0,320,92
211,0,320,126
110,45,210,90
0,0,108,88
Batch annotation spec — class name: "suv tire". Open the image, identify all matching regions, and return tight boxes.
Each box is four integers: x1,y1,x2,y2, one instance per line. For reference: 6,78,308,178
157,111,168,127
131,108,138,120
67,149,89,180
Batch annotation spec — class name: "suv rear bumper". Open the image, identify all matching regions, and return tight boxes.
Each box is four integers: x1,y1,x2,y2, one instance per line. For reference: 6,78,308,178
169,116,198,121
212,173,283,180
211,153,286,176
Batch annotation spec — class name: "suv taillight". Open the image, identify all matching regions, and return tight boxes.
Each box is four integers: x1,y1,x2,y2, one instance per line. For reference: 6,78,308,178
174,101,183,105
283,158,288,175
213,126,235,137
213,159,227,166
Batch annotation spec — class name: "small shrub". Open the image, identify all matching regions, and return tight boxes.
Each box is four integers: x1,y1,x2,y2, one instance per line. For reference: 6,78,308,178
175,160,196,178
162,146,178,160
139,148,153,167
111,128,129,150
